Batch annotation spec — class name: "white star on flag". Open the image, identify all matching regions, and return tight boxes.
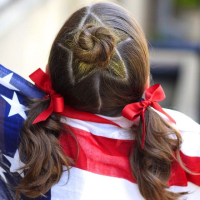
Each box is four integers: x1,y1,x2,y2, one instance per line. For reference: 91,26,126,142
0,166,7,183
1,92,26,119
0,73,19,91
3,150,25,177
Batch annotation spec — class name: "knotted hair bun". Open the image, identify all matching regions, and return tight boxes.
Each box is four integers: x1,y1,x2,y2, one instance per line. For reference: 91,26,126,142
73,24,115,68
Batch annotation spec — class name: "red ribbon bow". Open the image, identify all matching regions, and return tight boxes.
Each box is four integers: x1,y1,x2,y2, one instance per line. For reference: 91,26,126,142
29,68,64,124
122,84,176,148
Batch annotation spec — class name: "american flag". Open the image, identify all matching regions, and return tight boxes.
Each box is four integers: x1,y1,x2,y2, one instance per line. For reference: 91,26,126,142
0,64,48,199
0,64,200,200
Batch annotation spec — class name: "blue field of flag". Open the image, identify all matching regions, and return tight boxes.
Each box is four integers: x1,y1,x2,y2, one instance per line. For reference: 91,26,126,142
0,64,52,200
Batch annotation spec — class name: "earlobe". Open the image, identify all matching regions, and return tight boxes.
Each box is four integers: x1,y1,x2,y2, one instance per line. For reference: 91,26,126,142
144,76,150,90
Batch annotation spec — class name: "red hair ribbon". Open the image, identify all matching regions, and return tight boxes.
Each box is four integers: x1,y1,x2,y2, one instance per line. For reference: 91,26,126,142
122,84,176,148
29,68,64,124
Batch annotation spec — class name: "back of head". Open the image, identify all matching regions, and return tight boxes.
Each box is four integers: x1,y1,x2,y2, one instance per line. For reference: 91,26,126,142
48,2,149,116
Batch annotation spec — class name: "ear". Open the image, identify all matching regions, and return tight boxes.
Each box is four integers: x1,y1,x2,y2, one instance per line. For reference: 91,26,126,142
144,76,150,90
45,64,49,75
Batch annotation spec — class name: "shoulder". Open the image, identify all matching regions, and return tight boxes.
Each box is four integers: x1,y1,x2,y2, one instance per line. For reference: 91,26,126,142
162,108,200,133
161,109,200,158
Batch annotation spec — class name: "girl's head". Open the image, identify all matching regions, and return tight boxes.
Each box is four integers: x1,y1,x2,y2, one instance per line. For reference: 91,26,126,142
48,2,149,116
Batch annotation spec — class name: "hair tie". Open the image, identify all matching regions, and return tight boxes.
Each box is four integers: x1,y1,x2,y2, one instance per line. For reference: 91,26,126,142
122,84,176,148
29,68,64,124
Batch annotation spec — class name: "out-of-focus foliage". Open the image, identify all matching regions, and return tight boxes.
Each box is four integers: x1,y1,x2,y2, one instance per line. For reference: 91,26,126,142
174,0,200,8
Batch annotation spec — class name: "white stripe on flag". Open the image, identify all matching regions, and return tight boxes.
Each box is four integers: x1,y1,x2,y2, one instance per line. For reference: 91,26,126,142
51,166,144,200
61,117,134,140
181,131,200,158
51,166,199,200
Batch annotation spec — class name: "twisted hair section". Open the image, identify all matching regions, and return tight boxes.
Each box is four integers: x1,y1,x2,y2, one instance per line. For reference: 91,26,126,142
73,24,115,68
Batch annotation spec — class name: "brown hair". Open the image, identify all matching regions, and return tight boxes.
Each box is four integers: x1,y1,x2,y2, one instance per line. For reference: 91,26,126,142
16,2,187,200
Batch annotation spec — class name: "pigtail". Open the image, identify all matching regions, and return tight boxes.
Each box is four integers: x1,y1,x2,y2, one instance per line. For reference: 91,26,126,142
15,99,74,199
129,107,187,200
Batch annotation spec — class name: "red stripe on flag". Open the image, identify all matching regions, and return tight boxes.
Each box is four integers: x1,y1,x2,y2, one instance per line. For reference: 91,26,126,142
59,125,135,183
180,151,200,186
168,160,188,186
59,125,199,187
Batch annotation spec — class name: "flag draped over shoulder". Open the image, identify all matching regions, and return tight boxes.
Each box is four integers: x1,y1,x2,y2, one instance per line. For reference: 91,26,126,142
1,64,200,200
0,64,48,200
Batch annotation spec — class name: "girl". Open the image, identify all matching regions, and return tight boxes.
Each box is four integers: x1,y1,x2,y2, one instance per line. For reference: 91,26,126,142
1,2,200,200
